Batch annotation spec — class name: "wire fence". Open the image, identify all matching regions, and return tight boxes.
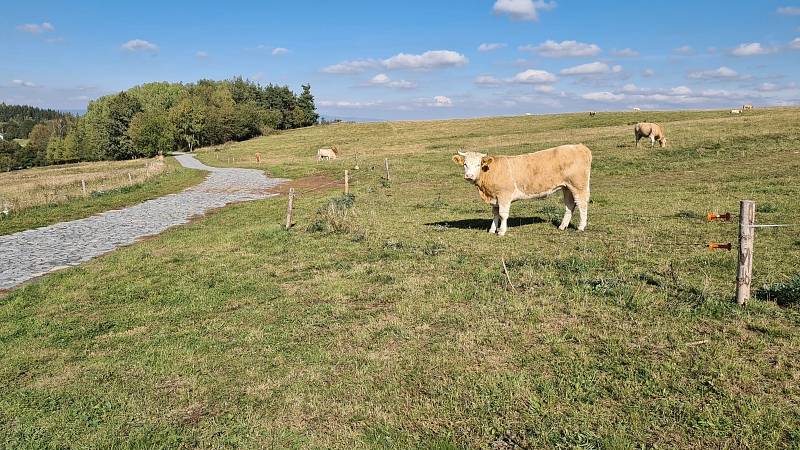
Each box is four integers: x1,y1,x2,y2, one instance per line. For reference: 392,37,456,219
279,160,797,256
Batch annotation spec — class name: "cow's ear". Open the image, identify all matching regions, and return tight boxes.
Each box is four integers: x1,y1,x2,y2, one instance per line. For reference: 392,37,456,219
481,156,494,166
452,155,464,165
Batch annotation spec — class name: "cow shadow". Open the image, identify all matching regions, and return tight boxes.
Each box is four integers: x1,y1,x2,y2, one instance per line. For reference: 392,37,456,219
426,216,553,230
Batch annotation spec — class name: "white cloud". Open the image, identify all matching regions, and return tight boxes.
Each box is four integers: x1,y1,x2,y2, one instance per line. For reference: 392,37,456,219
475,75,502,86
757,82,780,92
196,51,209,58
699,89,735,98
511,69,558,83
560,62,620,75
790,37,800,49
612,48,639,57
382,50,467,70
620,83,643,94
731,42,775,56
492,0,557,21
121,39,159,53
368,73,417,89
688,66,740,79
16,22,54,34
777,6,800,15
318,100,381,108
272,47,289,56
321,59,381,74
582,92,625,101
671,86,692,95
11,79,37,88
322,50,467,74
673,45,693,54
642,68,655,77
534,85,555,93
430,95,453,107
478,43,507,52
521,40,601,57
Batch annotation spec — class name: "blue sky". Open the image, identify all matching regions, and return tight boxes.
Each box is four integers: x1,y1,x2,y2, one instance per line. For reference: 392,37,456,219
2,0,799,120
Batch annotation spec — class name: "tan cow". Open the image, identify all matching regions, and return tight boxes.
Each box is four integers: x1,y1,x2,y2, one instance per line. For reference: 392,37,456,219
452,144,592,236
742,104,753,111
317,146,338,161
634,122,667,148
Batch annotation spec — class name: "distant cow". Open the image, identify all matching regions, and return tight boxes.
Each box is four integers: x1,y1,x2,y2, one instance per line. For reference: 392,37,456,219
452,145,592,236
633,107,641,112
635,122,667,148
317,146,338,160
742,104,753,111
730,109,741,115
589,111,596,117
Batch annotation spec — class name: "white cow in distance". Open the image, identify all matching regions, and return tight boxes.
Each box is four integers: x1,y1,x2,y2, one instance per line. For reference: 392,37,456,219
317,146,338,161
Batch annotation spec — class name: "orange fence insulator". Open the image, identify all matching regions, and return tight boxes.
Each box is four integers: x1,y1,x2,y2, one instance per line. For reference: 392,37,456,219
707,212,732,222
707,242,732,251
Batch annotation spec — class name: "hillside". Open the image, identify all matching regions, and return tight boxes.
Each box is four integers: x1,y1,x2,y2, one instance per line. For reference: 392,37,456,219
0,103,70,140
2,108,800,448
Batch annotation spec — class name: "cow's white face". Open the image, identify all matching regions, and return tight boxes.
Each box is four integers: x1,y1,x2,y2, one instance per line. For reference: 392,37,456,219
452,151,493,182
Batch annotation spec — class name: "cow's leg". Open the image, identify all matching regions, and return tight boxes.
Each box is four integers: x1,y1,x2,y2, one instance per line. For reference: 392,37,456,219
489,205,500,234
559,188,576,230
497,200,511,236
575,191,589,231
635,134,640,148
649,134,655,148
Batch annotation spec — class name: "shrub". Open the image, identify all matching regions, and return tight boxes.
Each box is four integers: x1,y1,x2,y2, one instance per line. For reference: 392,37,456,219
307,194,356,234
756,274,800,307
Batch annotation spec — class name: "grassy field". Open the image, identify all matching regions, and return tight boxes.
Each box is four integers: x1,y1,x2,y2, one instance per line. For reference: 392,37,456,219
1,108,799,448
0,156,206,235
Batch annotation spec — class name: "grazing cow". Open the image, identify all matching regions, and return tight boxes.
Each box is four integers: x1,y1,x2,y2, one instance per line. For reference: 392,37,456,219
589,111,597,117
452,145,592,236
742,104,753,111
730,109,741,115
634,122,667,148
317,146,338,160
633,107,641,112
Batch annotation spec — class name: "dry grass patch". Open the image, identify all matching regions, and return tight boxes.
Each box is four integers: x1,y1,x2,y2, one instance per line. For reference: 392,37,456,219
0,157,167,211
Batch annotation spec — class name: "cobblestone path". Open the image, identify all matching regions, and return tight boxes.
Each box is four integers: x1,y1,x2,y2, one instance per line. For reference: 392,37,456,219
0,153,283,290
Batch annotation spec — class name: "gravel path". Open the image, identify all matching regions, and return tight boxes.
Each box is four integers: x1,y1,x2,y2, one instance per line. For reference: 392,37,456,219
0,153,283,290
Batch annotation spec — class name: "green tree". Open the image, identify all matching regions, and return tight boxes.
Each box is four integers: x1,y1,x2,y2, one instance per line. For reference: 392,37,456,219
46,137,67,164
27,123,52,165
105,92,142,159
169,96,205,151
0,139,23,171
129,110,175,157
297,84,319,126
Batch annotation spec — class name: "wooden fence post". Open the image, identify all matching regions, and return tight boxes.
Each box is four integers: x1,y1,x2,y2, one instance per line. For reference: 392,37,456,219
736,200,755,305
384,158,390,181
344,170,349,194
81,179,87,196
128,173,133,184
285,188,295,229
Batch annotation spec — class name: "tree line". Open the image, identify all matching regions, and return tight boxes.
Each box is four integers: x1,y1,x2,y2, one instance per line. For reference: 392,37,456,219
0,78,318,171
0,103,70,140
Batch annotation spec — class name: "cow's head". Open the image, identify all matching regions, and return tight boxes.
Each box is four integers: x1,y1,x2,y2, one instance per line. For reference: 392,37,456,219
659,137,667,148
452,151,493,182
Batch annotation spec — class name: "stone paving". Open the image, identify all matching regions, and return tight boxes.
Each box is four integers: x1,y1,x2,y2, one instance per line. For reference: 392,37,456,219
0,153,284,290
